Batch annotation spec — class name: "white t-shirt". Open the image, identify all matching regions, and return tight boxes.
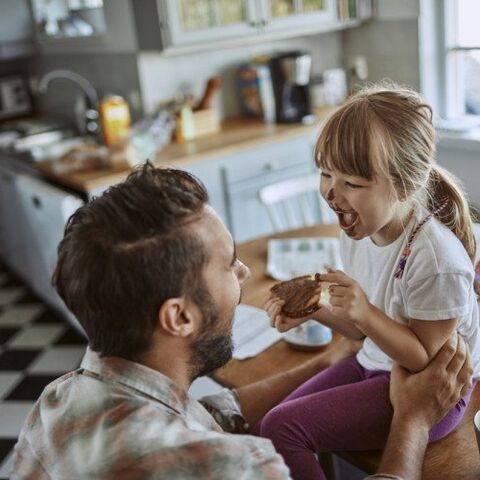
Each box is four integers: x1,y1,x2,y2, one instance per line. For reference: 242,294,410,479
340,207,480,377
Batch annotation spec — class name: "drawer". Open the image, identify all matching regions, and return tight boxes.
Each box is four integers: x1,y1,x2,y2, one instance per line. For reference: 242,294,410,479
225,161,315,197
222,135,315,187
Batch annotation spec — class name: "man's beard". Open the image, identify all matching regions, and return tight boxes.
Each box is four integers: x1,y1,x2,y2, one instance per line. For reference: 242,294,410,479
189,286,234,380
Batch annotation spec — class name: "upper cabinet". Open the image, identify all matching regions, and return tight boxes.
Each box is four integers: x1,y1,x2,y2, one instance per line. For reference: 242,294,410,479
13,0,372,54
30,0,138,53
0,0,35,59
135,0,372,53
164,0,257,45
260,0,336,34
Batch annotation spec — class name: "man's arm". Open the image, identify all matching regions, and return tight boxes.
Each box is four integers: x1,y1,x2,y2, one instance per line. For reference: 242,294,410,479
235,337,361,427
374,415,429,480
374,334,473,480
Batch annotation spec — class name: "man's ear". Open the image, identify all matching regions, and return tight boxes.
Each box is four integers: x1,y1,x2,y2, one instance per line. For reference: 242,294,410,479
157,298,198,337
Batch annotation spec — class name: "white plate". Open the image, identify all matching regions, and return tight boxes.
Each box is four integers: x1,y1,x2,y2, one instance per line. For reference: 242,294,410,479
283,321,333,350
267,237,342,281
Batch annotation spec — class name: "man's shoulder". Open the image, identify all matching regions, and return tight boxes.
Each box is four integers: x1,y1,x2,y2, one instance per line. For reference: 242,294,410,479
14,405,289,479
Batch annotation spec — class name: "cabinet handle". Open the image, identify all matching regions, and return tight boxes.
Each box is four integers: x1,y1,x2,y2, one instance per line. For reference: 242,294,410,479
263,162,276,171
32,196,42,209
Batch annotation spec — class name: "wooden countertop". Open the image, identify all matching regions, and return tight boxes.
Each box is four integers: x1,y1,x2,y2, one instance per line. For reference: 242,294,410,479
37,107,337,195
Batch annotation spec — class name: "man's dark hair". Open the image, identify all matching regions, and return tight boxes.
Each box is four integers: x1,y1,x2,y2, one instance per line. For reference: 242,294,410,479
53,163,209,359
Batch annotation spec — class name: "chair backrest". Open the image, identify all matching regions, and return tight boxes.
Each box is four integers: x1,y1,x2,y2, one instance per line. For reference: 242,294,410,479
258,173,337,232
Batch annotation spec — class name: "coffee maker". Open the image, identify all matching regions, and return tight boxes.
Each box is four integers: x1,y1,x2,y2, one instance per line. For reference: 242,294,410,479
270,51,313,123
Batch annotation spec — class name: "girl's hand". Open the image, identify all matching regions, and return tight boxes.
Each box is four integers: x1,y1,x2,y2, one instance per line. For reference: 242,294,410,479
264,294,315,332
317,270,372,327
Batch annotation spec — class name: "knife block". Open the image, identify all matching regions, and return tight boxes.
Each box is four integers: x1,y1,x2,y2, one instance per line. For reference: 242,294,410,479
175,107,220,142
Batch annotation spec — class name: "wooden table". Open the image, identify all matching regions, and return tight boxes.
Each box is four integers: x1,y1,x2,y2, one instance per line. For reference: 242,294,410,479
214,224,480,479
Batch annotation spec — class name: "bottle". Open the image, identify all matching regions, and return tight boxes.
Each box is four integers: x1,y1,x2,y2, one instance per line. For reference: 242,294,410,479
98,94,131,147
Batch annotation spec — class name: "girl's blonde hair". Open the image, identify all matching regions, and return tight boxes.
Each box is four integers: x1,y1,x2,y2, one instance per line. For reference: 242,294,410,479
315,82,476,262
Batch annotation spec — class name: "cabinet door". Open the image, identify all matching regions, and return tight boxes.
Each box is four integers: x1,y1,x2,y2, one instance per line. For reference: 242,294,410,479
0,0,34,59
182,158,228,227
162,0,257,47
260,0,336,33
0,166,32,277
15,175,84,328
31,0,137,53
222,135,317,243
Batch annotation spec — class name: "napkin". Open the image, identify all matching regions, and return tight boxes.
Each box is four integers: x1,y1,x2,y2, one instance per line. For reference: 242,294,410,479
232,304,282,360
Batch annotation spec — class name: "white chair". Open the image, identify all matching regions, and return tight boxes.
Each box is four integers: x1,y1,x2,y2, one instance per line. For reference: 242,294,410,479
258,173,337,232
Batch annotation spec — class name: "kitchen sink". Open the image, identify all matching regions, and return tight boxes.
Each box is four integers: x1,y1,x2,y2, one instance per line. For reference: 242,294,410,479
0,117,97,163
24,135,97,162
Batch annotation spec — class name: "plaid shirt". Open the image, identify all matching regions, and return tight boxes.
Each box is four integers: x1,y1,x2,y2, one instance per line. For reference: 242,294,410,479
11,347,403,480
11,347,290,480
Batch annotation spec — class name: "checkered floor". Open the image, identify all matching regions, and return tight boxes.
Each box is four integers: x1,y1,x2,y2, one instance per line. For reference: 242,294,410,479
0,263,88,479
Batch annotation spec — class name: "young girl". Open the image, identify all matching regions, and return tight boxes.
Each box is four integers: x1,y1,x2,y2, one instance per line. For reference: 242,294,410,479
259,83,480,480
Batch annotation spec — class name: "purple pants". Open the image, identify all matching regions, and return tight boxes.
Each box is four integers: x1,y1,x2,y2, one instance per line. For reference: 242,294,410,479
256,355,474,480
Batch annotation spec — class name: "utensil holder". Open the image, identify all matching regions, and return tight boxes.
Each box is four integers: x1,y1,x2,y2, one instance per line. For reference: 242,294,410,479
175,108,220,142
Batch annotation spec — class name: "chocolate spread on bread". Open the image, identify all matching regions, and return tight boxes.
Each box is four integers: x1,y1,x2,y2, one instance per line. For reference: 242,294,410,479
270,273,322,318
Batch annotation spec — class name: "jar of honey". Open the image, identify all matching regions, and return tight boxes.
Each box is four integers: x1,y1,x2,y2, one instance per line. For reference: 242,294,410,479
98,94,131,147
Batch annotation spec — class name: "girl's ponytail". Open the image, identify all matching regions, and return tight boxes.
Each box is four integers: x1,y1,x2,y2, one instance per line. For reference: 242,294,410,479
427,164,476,262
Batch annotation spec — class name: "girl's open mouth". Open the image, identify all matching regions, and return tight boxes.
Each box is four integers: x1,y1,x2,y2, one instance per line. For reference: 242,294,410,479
330,205,359,231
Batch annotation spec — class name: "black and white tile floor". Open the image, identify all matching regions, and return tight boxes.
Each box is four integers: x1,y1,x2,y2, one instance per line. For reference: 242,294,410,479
0,264,88,479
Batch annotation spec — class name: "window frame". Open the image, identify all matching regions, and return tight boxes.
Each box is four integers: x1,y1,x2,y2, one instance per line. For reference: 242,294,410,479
420,0,480,120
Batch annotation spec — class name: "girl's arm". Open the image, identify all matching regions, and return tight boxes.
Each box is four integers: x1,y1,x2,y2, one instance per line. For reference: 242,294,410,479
312,307,366,340
318,271,458,372
360,305,457,372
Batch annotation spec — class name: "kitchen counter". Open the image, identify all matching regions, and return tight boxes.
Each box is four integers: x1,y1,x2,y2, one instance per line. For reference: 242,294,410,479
37,107,337,195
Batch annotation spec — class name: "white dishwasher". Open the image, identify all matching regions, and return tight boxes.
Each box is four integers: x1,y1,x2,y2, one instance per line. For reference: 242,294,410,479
15,174,84,331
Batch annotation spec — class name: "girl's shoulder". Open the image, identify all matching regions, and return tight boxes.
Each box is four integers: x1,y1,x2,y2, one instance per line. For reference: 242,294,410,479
409,217,473,279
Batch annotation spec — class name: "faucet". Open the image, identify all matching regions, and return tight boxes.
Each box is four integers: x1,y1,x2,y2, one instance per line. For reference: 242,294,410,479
37,69,100,136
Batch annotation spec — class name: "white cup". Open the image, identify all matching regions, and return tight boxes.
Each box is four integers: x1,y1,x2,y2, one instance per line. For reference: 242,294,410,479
305,320,332,345
475,410,480,454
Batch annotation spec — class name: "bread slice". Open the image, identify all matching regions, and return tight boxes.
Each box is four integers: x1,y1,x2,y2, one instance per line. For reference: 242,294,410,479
270,273,323,318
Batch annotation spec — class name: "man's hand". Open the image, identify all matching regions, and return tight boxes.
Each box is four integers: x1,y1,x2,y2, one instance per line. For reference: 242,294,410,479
389,334,474,429
377,335,473,480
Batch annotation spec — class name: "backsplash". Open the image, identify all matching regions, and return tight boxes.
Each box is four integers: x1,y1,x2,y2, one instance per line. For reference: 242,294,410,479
137,32,342,118
30,52,143,122
342,17,420,90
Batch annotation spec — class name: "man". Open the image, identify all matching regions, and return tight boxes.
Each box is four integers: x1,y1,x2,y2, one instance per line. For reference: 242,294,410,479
12,165,472,479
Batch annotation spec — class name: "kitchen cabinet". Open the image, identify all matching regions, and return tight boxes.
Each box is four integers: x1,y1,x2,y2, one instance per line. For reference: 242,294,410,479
222,134,317,243
0,161,84,330
258,0,336,35
183,158,228,225
15,175,83,317
0,163,34,279
134,0,370,52
31,0,138,53
158,0,257,46
0,0,35,59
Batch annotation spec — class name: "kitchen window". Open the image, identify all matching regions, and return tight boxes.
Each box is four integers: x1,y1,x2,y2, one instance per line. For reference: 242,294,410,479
444,0,480,118
423,0,480,121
